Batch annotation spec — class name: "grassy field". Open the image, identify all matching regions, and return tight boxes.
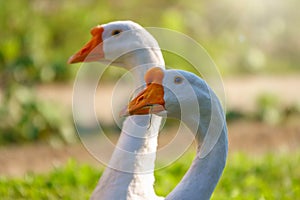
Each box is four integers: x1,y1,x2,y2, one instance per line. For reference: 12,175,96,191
1,1,300,199
1,152,299,200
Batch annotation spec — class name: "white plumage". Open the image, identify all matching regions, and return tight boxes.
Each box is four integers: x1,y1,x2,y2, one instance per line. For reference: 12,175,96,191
123,67,228,199
69,21,165,200
69,21,228,200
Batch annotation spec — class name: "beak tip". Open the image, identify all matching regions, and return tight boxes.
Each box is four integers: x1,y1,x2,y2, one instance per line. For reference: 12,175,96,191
119,106,130,118
67,55,78,64
67,56,74,64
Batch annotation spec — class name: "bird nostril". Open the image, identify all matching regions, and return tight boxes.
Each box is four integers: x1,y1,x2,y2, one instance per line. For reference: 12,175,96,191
137,96,144,103
81,47,89,54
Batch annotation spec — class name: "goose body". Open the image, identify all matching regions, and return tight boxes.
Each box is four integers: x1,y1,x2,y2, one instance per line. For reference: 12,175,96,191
122,67,228,199
69,21,165,200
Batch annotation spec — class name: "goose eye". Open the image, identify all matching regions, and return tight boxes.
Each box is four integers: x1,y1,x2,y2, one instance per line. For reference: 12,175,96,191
112,30,122,36
174,76,183,84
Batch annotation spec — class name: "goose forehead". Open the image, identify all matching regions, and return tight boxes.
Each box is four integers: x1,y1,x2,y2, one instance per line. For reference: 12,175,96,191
162,70,205,100
103,21,141,31
103,23,128,31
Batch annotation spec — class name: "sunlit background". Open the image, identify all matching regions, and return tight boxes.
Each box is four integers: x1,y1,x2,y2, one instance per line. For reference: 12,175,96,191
0,0,299,199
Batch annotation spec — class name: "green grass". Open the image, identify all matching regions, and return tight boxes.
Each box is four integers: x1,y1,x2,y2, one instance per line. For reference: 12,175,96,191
0,152,299,199
214,153,300,199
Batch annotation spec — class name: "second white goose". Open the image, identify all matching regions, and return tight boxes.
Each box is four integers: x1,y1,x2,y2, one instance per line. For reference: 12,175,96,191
122,67,228,200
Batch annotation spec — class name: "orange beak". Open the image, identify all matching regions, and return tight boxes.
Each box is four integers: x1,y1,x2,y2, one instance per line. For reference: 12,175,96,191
68,26,105,64
120,67,166,117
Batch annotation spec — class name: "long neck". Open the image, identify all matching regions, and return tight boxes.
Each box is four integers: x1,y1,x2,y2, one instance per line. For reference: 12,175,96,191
91,49,164,200
125,49,165,83
166,89,228,200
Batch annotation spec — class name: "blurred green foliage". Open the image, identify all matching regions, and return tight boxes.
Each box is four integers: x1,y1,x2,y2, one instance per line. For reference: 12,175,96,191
0,83,76,145
0,0,299,81
1,0,299,144
256,93,281,124
253,93,300,125
215,152,300,199
0,160,99,199
0,152,299,199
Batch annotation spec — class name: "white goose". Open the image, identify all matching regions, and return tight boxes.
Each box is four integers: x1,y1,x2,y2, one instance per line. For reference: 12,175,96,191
121,67,228,200
68,21,165,199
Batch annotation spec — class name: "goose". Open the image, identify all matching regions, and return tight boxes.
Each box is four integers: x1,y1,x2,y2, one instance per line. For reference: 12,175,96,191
68,21,165,199
121,67,228,200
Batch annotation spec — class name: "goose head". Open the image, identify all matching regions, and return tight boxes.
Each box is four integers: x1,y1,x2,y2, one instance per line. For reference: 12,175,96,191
68,21,163,68
121,67,211,121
